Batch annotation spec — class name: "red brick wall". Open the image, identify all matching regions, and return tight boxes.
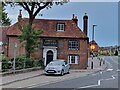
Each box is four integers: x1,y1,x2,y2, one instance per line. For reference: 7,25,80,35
8,37,25,58
8,37,88,69
57,39,88,69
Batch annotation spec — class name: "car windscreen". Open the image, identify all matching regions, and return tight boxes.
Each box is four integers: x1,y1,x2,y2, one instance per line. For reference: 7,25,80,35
48,61,64,66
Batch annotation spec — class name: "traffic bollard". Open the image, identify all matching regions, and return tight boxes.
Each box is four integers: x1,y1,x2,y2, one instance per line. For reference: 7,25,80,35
100,61,102,66
103,60,105,64
91,61,93,69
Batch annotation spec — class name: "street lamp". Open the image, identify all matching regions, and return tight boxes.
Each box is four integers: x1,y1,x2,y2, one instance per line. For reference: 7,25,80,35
91,24,97,56
92,25,97,41
90,24,97,69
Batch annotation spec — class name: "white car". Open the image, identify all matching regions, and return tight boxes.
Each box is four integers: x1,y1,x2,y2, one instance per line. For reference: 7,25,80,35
44,60,70,76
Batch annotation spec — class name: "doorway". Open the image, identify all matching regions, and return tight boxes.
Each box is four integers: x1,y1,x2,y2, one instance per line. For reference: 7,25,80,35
46,50,53,65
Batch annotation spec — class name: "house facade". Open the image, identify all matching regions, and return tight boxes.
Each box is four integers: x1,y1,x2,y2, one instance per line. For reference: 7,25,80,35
6,11,89,69
89,40,99,56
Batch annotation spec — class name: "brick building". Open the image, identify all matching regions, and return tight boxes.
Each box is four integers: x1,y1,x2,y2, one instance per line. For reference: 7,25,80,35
89,40,99,56
5,11,89,69
0,26,9,54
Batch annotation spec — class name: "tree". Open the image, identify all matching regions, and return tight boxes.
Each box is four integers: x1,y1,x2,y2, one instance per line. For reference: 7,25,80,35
0,3,11,26
4,1,68,58
114,50,118,56
18,24,43,57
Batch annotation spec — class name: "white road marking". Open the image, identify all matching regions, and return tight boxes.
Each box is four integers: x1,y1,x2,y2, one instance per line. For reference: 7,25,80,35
107,69,113,71
98,80,101,85
117,69,120,72
100,72,103,74
79,75,116,88
79,84,99,88
105,60,113,69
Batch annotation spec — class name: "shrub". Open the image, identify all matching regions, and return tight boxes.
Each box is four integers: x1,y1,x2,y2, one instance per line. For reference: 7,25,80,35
37,58,45,69
25,58,35,68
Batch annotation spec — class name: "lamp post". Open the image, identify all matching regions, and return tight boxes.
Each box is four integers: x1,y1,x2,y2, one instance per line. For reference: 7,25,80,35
92,24,97,56
92,25,97,42
91,24,97,69
13,43,17,73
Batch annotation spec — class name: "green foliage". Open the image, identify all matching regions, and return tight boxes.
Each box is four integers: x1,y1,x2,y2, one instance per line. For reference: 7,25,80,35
2,55,45,72
25,58,35,68
18,24,43,58
0,53,6,60
114,50,118,56
2,59,13,72
0,3,11,26
37,58,45,69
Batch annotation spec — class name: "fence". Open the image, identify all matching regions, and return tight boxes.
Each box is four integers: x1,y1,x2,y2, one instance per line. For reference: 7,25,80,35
1,58,44,72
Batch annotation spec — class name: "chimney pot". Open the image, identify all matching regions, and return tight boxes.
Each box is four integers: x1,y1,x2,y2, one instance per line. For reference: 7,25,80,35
83,13,88,36
72,14,78,25
18,9,22,22
73,14,75,19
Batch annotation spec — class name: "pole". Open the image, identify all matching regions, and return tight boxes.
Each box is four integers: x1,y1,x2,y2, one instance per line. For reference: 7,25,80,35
13,43,17,74
91,25,97,69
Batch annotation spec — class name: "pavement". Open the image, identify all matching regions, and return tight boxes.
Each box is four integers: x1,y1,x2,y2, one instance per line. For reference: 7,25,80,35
0,57,107,86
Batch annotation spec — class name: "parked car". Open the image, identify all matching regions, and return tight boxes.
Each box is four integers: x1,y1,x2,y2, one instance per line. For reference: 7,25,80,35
44,59,70,76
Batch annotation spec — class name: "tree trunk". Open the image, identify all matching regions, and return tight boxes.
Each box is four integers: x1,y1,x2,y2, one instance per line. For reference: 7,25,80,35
25,16,34,58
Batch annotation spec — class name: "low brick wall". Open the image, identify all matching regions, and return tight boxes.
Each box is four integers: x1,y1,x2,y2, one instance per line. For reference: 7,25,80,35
0,67,42,76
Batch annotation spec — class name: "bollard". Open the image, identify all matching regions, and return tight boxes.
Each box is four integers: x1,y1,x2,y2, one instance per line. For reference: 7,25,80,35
100,61,102,66
103,60,105,64
91,61,93,69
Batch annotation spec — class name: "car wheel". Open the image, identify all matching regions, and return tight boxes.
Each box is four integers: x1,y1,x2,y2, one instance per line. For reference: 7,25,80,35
61,69,64,76
67,70,70,74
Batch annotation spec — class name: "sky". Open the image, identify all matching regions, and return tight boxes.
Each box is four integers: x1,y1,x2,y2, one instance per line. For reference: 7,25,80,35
5,2,118,47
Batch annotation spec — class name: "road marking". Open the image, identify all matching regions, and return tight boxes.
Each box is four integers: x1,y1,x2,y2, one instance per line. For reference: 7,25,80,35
117,69,120,72
98,80,100,85
105,60,113,69
79,75,116,89
79,84,99,88
100,71,103,74
107,69,113,71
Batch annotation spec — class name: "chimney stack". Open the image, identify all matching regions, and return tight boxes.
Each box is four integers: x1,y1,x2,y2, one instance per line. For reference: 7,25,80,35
83,13,88,36
72,14,78,25
18,9,22,22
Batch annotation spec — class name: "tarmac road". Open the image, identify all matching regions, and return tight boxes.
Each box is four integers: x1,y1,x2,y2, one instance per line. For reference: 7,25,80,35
29,56,119,89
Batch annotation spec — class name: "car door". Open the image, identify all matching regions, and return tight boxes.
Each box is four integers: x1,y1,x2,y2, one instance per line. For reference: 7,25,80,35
64,61,68,73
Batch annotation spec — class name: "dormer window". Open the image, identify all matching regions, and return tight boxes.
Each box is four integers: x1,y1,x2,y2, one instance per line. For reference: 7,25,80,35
56,23,65,31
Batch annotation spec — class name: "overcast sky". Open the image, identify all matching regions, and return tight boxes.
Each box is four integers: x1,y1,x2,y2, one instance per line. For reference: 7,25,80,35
5,2,118,47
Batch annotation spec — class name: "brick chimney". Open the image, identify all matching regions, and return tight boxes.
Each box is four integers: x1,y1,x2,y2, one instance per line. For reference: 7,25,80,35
18,9,22,22
72,14,78,25
83,13,88,36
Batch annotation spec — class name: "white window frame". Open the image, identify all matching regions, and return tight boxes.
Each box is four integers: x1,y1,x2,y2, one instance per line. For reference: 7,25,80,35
68,55,79,64
57,23,65,31
68,40,79,50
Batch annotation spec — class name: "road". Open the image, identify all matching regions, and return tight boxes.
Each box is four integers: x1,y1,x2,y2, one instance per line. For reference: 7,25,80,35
25,56,119,89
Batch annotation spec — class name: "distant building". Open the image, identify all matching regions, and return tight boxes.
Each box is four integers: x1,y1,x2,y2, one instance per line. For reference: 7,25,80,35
99,45,119,55
3,10,90,69
89,40,99,56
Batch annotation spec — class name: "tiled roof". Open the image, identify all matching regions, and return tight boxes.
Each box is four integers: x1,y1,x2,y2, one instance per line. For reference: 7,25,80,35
89,40,98,46
7,18,88,39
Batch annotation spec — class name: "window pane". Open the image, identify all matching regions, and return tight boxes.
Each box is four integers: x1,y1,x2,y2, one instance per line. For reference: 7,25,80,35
68,40,79,50
57,23,65,31
68,55,79,64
